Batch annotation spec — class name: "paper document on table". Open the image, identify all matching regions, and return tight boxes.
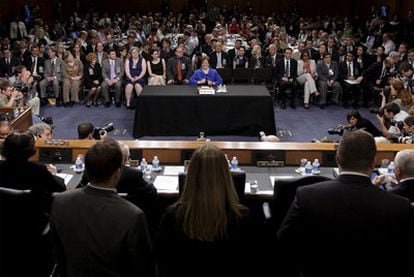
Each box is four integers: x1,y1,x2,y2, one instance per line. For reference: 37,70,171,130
344,79,362,85
154,176,178,192
163,166,185,176
56,173,73,186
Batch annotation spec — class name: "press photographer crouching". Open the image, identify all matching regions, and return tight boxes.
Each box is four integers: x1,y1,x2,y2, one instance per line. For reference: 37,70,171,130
77,122,114,140
389,116,414,144
376,102,409,141
328,110,383,137
10,65,41,116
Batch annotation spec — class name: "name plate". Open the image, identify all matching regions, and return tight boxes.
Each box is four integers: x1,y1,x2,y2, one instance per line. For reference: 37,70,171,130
198,86,215,95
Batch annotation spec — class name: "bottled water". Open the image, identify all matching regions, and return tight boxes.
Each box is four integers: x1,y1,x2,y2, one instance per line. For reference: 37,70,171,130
75,155,84,173
230,157,238,170
152,156,160,170
304,161,312,175
312,159,320,175
387,161,395,175
140,158,148,172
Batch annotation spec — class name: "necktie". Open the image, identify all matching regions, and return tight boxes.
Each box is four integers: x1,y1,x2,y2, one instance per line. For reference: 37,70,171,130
51,60,55,76
32,57,37,73
177,59,182,81
380,68,387,79
6,58,9,65
272,56,275,67
348,63,352,77
110,60,115,80
286,60,290,78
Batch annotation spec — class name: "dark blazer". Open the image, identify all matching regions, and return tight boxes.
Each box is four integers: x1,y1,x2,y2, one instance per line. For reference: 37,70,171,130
0,160,66,210
362,61,383,83
166,55,192,82
83,62,103,89
208,51,230,69
275,58,298,81
390,178,414,202
277,174,413,277
264,53,283,69
0,56,20,77
22,56,45,78
51,186,157,277
338,60,362,81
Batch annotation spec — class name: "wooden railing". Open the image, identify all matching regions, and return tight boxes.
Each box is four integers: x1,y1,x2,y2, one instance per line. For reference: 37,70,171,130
32,140,414,167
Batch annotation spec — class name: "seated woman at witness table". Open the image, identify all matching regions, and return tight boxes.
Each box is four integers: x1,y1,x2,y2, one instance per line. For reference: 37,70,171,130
156,144,252,277
189,57,223,86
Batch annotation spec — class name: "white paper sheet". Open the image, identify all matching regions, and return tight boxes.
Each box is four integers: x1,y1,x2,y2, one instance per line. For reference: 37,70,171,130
153,176,178,192
56,173,74,186
163,166,185,176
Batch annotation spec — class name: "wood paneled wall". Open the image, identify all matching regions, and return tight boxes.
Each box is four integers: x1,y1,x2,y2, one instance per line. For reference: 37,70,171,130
1,0,412,23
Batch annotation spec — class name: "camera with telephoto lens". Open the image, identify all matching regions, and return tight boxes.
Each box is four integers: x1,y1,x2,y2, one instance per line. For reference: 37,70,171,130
389,119,404,130
398,136,413,144
328,126,345,136
13,84,29,96
93,123,114,139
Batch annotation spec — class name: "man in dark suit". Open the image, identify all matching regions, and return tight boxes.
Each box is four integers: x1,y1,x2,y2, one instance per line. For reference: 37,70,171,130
76,124,157,214
317,53,342,108
362,57,395,108
390,149,414,202
208,41,230,69
277,130,413,277
51,139,157,277
0,48,20,78
227,39,242,63
22,45,45,81
338,51,363,109
275,48,298,109
167,46,192,85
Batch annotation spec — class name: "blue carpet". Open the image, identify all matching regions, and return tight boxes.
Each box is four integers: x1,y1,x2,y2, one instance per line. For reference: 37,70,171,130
41,102,380,142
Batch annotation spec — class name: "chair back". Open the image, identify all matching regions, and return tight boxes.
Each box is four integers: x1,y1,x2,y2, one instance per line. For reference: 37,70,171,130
233,68,252,84
0,187,50,276
271,175,332,232
178,170,246,202
216,68,233,84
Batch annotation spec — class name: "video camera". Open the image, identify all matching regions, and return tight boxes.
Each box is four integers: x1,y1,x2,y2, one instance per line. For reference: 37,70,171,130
92,123,114,139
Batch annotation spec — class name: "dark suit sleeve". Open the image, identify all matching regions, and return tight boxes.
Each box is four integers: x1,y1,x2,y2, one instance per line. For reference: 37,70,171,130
184,58,193,80
127,212,158,277
277,196,303,242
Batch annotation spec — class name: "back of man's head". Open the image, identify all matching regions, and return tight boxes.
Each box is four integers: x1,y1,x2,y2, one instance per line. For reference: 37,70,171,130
1,131,36,162
394,150,414,180
78,122,94,139
85,139,123,186
28,123,51,139
336,130,376,172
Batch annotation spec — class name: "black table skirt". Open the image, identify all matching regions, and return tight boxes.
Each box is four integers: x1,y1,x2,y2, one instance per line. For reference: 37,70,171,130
133,85,276,137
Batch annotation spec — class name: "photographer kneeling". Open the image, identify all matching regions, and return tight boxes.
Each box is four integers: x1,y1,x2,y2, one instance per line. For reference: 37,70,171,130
77,122,114,140
329,110,383,137
376,102,409,141
389,116,414,143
